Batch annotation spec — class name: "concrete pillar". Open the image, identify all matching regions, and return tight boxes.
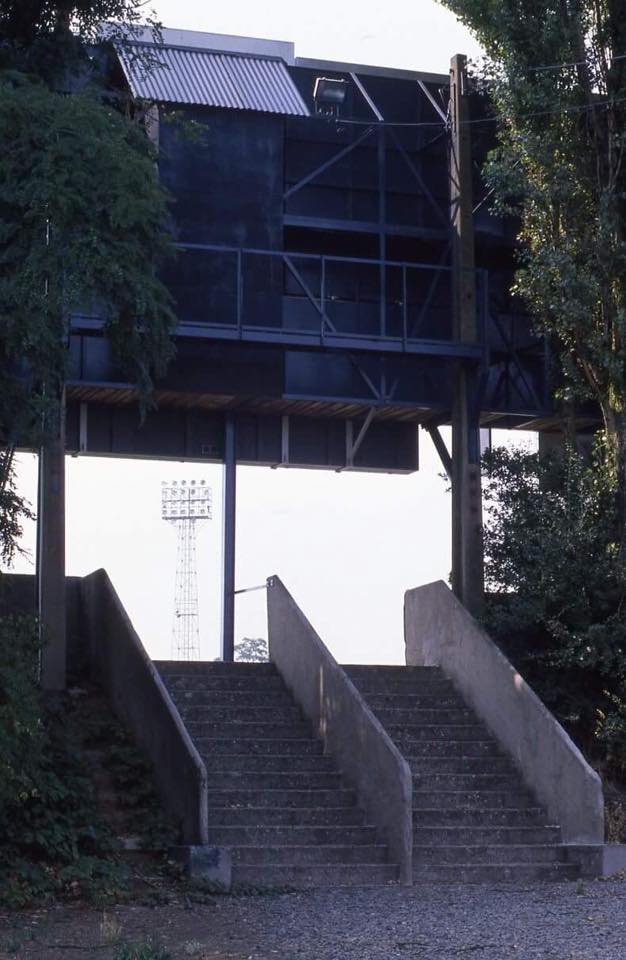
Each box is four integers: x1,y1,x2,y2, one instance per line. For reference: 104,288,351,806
450,54,484,618
38,396,67,690
221,415,236,662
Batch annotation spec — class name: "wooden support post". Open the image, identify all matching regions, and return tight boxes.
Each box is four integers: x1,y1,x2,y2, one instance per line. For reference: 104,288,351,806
38,393,67,690
221,415,236,662
450,54,484,617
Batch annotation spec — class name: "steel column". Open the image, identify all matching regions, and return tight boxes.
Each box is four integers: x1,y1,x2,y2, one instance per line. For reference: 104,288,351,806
450,54,484,618
38,392,67,690
221,414,236,661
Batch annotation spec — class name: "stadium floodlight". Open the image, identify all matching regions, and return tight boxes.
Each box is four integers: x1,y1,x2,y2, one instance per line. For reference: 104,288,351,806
161,479,212,661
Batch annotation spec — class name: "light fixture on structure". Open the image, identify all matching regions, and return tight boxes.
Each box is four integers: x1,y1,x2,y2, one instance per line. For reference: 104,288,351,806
313,76,348,116
161,479,212,661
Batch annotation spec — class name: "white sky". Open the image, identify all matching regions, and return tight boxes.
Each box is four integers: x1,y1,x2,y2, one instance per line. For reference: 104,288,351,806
7,2,517,666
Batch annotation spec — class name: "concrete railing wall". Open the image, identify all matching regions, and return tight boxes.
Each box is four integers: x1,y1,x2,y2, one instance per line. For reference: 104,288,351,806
267,575,413,882
81,569,208,845
404,580,604,844
0,573,86,678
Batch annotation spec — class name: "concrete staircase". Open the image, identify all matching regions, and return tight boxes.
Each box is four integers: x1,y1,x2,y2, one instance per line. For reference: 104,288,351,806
344,665,581,882
155,660,398,887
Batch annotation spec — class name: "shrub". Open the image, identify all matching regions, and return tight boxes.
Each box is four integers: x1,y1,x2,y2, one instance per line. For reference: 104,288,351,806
482,444,626,782
0,613,126,907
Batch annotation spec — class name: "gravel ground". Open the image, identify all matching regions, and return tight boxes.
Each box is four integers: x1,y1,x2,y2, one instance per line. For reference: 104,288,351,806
1,878,626,960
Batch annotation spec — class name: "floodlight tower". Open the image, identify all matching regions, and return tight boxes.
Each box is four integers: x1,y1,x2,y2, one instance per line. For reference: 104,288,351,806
161,480,212,660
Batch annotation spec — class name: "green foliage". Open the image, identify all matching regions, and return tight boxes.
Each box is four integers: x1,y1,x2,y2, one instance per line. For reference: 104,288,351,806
482,444,626,781
0,451,35,566
113,939,171,960
0,615,44,812
235,636,269,662
0,615,129,908
439,1,626,521
0,74,175,415
0,2,175,565
81,708,179,851
0,1,161,87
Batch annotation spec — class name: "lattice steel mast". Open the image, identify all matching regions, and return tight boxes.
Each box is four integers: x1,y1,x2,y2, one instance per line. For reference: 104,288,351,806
161,480,212,660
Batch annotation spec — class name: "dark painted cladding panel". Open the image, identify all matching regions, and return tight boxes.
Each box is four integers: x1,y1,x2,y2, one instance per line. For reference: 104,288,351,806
66,402,419,472
69,336,286,399
68,333,454,412
159,107,284,248
284,351,452,408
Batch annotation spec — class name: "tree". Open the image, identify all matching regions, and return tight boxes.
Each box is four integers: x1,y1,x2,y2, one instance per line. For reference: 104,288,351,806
439,0,626,543
0,2,175,563
482,444,626,781
235,637,269,663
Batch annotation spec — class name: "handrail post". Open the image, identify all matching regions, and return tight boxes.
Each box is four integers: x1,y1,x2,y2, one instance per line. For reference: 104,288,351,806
236,248,243,335
320,255,326,340
402,265,408,347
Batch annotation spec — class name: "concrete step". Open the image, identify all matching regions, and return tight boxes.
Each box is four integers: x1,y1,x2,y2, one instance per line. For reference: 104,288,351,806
414,807,547,826
413,773,522,791
206,788,357,809
413,844,566,865
206,806,367,827
203,754,335,774
367,693,465,710
196,737,323,756
233,862,398,887
156,660,276,677
413,825,561,845
167,690,295,708
412,790,534,810
230,844,389,865
388,724,488,742
401,740,502,758
186,721,312,739
207,825,376,845
408,756,514,775
206,771,343,791
351,679,455,696
348,668,456,694
343,665,444,679
344,666,452,693
412,862,579,883
164,675,286,692
178,704,303,723
376,707,477,725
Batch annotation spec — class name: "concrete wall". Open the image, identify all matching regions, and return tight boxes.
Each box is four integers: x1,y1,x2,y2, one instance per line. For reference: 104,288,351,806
404,580,604,844
81,569,208,845
0,573,85,678
267,575,413,882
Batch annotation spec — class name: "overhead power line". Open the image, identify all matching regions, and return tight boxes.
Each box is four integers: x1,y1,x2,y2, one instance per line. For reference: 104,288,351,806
313,91,626,130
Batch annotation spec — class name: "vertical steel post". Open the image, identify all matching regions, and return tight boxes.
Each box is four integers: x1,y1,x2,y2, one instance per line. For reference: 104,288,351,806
378,126,387,338
221,414,236,661
450,54,484,617
38,391,67,690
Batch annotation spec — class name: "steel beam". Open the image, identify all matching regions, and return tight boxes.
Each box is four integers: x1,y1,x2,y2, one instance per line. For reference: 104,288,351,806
417,79,448,123
450,54,484,618
284,126,374,200
424,424,452,481
221,415,236,662
38,392,67,690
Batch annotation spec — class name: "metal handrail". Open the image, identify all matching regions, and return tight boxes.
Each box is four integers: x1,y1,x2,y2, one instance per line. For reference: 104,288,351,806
176,240,484,277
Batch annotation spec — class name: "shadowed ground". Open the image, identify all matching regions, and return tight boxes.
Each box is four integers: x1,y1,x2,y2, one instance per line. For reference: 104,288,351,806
1,879,625,959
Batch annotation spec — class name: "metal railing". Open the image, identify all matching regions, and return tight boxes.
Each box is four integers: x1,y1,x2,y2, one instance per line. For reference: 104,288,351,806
171,242,488,355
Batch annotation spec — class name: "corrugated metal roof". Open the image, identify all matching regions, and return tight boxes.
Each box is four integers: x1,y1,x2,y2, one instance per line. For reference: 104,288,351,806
117,43,310,116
